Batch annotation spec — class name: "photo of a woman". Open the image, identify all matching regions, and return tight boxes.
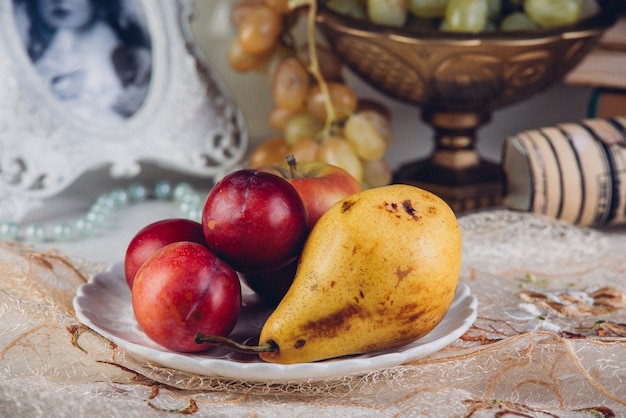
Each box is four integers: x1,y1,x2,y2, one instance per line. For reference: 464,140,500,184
14,0,152,124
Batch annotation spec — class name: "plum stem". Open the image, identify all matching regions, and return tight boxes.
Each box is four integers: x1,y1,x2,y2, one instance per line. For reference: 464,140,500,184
195,333,279,354
286,154,297,179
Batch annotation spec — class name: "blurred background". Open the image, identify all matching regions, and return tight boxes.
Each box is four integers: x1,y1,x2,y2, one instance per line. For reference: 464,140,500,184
16,0,624,261
188,0,599,172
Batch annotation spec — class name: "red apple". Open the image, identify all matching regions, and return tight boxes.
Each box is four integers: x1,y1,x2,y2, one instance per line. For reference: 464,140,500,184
124,218,206,289
202,169,308,274
259,155,362,227
240,258,299,306
132,241,241,353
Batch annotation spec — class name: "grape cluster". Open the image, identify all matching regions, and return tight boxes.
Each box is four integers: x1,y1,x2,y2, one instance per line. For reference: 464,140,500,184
325,0,595,32
228,0,394,188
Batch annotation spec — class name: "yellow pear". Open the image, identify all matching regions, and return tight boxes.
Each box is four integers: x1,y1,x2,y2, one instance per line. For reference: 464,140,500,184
258,184,462,364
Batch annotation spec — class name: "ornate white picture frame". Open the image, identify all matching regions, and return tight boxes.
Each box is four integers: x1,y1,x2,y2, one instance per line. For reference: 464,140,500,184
0,0,248,222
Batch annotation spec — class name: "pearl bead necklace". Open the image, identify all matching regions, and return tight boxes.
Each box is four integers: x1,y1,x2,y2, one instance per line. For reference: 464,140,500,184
0,181,204,243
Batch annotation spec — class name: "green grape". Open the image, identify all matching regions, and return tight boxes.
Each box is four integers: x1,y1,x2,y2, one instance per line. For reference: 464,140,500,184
328,0,590,32
306,82,358,122
290,138,320,163
358,109,394,147
407,0,448,18
283,113,324,146
237,4,283,54
362,158,392,187
318,137,364,182
272,57,311,111
268,107,301,132
367,0,408,27
326,0,368,19
523,0,582,28
344,112,387,161
444,0,489,32
227,38,271,73
499,11,539,30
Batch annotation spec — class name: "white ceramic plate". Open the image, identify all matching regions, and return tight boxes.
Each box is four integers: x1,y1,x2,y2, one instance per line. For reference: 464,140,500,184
73,262,477,382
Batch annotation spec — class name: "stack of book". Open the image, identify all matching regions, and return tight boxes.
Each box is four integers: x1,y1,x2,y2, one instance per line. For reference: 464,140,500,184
565,16,626,117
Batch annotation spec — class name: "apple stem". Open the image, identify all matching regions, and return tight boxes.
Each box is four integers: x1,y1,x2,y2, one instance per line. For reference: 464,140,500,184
286,154,297,179
195,333,278,354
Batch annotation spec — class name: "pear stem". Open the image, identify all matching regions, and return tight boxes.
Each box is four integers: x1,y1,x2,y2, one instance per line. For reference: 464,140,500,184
195,333,278,354
286,154,297,179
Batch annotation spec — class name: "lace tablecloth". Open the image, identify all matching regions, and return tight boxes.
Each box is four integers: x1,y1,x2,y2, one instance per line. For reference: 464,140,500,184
1,210,625,417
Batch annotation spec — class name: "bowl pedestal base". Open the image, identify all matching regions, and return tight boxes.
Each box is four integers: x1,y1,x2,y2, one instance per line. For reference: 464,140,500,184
393,109,503,212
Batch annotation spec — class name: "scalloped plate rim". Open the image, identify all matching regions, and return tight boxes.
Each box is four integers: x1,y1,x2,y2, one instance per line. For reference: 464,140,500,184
73,262,477,382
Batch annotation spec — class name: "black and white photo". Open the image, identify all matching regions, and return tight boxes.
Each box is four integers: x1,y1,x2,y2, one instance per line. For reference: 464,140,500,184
14,0,152,123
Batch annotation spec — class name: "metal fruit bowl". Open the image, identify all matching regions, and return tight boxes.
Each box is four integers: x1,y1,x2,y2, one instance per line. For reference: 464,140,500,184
315,6,617,211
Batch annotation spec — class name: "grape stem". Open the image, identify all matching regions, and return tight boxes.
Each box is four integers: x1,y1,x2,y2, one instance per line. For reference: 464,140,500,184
195,333,279,354
289,0,336,138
